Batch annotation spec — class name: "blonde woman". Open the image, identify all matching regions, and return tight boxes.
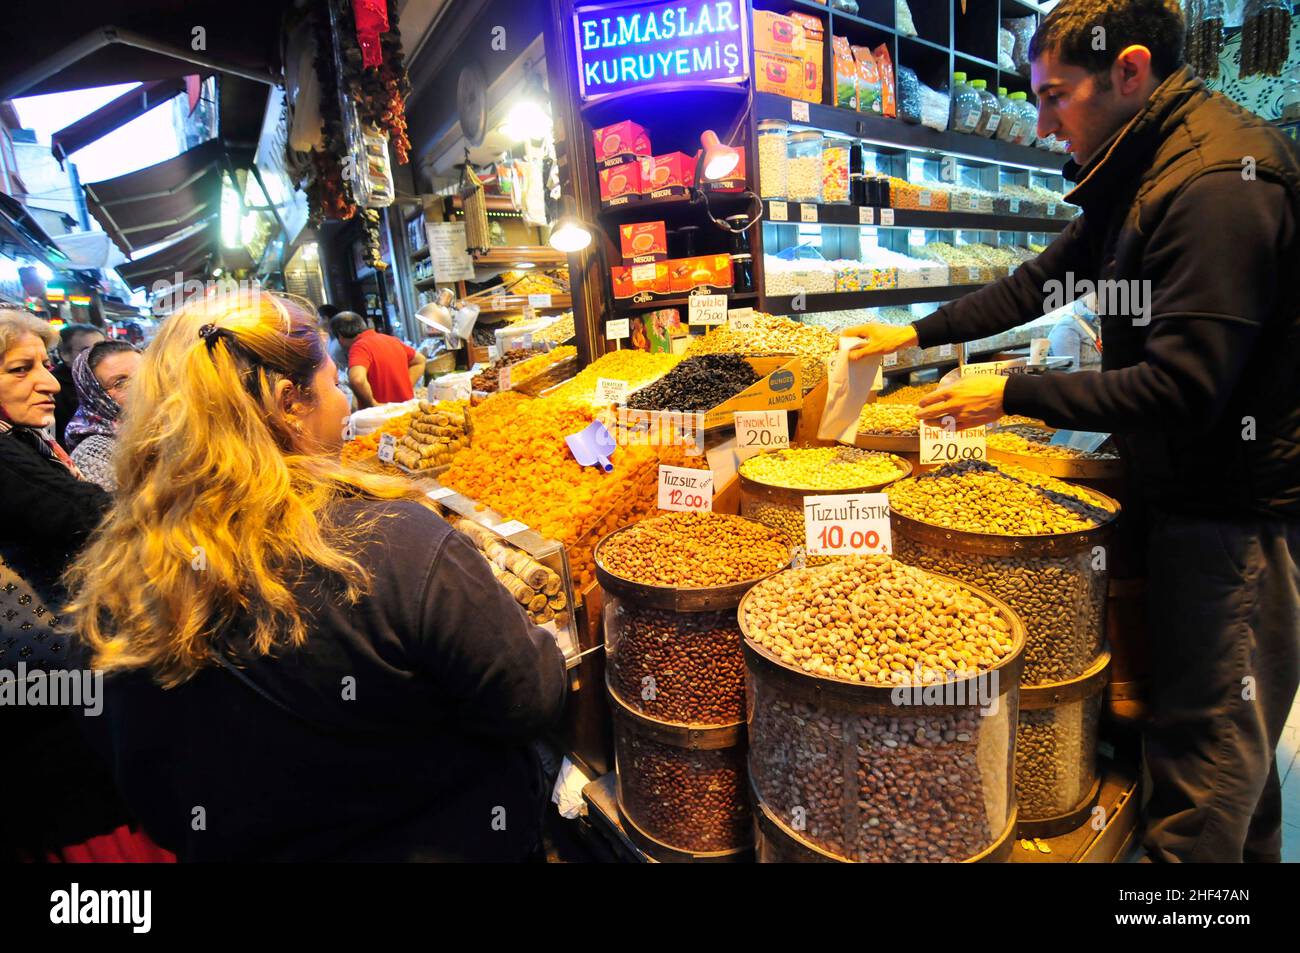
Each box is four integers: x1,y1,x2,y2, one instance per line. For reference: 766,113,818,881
65,292,567,862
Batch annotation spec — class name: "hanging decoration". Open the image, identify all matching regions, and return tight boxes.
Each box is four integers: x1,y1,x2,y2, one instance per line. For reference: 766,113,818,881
1185,0,1226,78
1240,0,1293,77
334,0,412,164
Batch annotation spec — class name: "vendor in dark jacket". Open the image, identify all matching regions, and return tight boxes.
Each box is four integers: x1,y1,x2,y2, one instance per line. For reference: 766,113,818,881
0,307,147,860
63,291,567,862
848,0,1300,862
52,323,104,450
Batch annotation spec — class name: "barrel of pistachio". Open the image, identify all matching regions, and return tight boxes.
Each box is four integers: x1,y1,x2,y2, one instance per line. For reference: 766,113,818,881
738,447,912,566
886,459,1120,831
739,555,1026,862
595,512,793,861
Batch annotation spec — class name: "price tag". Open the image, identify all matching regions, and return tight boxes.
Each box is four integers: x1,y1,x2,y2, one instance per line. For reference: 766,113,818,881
606,318,630,340
883,351,898,367
919,190,933,208
859,206,874,225
658,464,714,512
378,433,397,464
800,203,819,223
791,100,810,123
1047,204,1057,216
528,293,553,309
985,114,1002,134
804,493,892,556
498,366,511,391
1029,337,1051,364
522,304,537,323
769,200,788,222
426,486,456,501
734,410,789,454
872,364,884,391
1008,198,1021,214
492,520,530,537
880,208,895,226
920,421,987,466
728,308,756,331
939,343,955,359
688,293,727,326
967,266,982,283
596,378,630,404
631,262,657,283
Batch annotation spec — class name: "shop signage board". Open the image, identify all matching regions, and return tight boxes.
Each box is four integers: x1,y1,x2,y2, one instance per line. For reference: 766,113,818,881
573,0,751,101
804,493,892,556
425,221,474,281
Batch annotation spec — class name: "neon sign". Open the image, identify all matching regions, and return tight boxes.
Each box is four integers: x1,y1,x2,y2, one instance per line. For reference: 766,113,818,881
574,0,750,101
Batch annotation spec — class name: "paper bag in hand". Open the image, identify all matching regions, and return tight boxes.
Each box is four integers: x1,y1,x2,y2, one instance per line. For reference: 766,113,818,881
817,337,881,443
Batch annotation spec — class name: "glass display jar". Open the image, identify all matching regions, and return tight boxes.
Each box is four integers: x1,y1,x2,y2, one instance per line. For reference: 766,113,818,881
949,72,982,134
1011,91,1038,146
994,86,1018,143
821,134,851,204
757,119,789,200
970,79,1001,138
787,130,825,204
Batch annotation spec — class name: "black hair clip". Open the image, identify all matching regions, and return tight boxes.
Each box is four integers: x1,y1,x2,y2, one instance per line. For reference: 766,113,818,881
198,324,222,344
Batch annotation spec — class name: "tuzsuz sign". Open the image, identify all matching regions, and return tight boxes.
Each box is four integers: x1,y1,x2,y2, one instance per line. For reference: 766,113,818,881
574,0,750,101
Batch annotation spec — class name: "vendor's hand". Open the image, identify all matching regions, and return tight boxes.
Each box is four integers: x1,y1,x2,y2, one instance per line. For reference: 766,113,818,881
842,323,919,360
917,376,1007,430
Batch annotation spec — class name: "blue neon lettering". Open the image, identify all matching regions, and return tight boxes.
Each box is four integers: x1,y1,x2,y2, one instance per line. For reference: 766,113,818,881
599,18,614,46
723,42,739,72
618,14,641,46
692,44,713,71
582,20,600,50
643,12,661,41
675,48,689,74
661,9,676,39
656,50,674,75
696,4,712,33
714,1,738,33
601,59,618,83
585,60,600,85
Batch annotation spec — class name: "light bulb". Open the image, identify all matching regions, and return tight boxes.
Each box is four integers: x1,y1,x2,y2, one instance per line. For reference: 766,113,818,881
549,218,593,253
502,98,551,142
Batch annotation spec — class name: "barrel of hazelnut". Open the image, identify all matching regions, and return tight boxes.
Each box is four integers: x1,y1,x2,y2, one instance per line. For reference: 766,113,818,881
595,512,792,859
739,554,1027,863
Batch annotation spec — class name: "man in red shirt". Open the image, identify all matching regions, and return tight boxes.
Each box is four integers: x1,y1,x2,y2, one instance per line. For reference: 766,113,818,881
329,312,424,408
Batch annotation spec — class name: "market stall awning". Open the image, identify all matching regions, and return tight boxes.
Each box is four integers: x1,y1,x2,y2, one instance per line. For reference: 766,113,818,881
83,139,233,255
50,78,194,165
0,193,72,267
0,2,294,101
52,231,128,271
115,222,220,290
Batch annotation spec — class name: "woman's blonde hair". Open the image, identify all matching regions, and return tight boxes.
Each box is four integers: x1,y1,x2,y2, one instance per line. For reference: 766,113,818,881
64,291,428,687
0,306,57,355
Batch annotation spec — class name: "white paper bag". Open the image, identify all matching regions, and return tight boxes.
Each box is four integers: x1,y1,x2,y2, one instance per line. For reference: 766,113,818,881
818,337,882,444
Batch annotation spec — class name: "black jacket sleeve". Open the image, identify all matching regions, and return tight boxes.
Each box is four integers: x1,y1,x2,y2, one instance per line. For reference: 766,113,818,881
1003,173,1289,432
410,528,568,740
0,434,110,549
911,216,1097,347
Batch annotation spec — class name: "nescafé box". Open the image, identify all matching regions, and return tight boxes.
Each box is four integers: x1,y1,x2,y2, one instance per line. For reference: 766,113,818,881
639,152,696,200
619,221,667,263
599,161,642,207
701,355,804,430
592,120,652,170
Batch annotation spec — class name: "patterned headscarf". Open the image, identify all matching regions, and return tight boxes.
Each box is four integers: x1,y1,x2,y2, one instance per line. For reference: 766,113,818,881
64,347,124,452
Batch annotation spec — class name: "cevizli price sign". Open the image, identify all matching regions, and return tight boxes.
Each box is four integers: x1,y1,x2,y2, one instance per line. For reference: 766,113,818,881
574,0,750,101
804,493,892,556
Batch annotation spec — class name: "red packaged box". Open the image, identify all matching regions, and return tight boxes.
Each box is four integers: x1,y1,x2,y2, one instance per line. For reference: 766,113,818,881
593,120,652,169
703,146,747,193
599,161,642,207
619,221,668,263
640,152,697,200
668,255,734,294
611,262,670,299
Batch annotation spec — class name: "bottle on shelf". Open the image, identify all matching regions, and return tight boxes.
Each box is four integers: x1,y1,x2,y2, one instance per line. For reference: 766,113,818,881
969,79,1001,138
949,72,982,135
787,130,825,204
757,119,790,200
822,134,851,205
994,86,1020,144
850,142,869,206
1009,92,1038,147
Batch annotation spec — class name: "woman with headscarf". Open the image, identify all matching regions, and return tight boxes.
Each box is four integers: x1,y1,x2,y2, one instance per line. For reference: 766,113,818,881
66,340,142,492
0,307,169,862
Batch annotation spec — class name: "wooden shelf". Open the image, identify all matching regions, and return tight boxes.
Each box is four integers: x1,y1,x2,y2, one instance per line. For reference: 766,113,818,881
762,200,1070,233
415,276,441,290
754,92,1066,171
474,293,573,314
761,285,978,312
613,290,757,315
472,246,568,269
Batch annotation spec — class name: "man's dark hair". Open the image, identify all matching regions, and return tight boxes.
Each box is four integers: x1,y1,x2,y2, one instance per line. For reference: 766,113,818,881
1029,0,1186,81
85,339,138,374
329,312,369,340
317,303,342,323
58,322,103,355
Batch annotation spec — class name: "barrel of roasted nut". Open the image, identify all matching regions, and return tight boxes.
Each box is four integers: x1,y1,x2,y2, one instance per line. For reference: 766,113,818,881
1016,652,1111,836
739,555,1026,863
988,425,1146,721
595,512,794,861
738,447,912,566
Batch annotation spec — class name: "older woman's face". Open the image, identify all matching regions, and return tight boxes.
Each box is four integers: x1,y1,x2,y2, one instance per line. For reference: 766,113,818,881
93,349,142,410
0,334,60,428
